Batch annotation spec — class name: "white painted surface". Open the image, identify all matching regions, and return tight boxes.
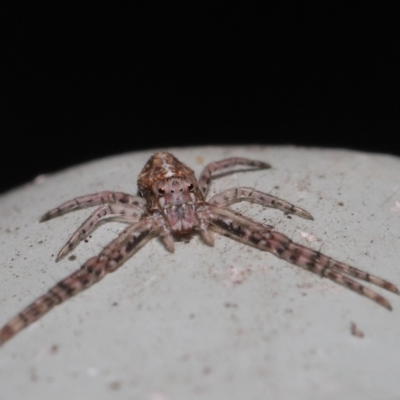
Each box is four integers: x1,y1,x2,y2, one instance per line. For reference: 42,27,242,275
0,146,400,400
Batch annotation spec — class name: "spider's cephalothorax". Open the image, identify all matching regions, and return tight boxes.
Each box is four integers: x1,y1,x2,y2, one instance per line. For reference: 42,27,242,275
0,151,398,344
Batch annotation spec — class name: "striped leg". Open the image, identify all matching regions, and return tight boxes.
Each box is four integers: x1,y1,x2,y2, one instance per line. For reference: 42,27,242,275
56,204,144,261
208,187,313,220
40,191,146,221
207,206,399,310
198,157,270,198
0,218,156,345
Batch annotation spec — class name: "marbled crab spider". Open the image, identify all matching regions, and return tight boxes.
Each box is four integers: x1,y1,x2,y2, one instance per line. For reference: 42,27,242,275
1,152,398,344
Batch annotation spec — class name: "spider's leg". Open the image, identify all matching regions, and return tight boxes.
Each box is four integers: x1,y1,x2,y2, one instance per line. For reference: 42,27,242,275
56,204,144,261
206,206,399,310
198,157,270,198
40,191,146,221
0,218,157,345
208,187,313,220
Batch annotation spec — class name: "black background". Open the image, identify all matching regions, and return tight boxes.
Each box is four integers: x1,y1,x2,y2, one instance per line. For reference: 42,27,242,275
2,4,399,194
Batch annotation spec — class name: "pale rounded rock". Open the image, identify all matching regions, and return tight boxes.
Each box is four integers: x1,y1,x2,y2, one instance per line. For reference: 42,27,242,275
0,146,400,399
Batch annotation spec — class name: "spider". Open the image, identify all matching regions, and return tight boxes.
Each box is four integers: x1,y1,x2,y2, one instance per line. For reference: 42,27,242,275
0,151,398,344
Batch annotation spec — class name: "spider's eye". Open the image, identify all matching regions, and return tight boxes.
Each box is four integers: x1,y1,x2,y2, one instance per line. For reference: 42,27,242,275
158,188,165,195
188,183,194,191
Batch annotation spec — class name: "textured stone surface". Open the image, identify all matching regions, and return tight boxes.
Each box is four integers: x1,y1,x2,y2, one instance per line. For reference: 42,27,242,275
1,146,400,400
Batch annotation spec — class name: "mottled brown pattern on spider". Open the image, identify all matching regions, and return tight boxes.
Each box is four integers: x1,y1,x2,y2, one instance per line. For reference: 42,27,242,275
0,151,398,344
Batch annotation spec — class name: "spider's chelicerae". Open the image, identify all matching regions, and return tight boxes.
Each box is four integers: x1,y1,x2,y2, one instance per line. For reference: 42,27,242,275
1,152,398,344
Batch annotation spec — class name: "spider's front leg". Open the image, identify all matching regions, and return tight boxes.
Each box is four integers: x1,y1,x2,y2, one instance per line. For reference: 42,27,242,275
55,204,144,261
40,191,146,222
198,157,271,198
208,187,313,220
0,217,158,345
205,205,399,310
